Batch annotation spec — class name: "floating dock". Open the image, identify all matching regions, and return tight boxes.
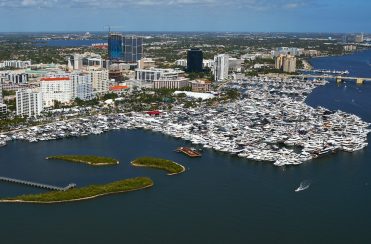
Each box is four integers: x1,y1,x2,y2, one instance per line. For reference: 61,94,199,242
176,147,202,157
0,177,76,191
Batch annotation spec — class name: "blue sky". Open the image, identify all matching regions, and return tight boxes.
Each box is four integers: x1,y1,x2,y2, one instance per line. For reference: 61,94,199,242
0,0,370,33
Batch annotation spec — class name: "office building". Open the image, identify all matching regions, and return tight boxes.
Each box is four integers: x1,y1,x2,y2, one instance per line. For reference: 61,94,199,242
213,54,229,82
190,80,212,92
67,53,103,71
123,36,143,63
187,49,203,73
108,33,124,61
175,59,187,67
135,68,184,82
153,78,190,90
138,58,156,69
41,77,73,107
108,33,143,63
16,89,43,118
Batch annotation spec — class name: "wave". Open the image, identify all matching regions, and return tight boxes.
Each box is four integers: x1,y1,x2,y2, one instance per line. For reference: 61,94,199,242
295,180,311,192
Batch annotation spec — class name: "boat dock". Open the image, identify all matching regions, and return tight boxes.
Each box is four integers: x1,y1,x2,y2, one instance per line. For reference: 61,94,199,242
0,177,76,191
176,147,202,157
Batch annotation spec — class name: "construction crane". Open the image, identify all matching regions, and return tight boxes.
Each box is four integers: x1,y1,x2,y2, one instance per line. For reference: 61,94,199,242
103,25,125,33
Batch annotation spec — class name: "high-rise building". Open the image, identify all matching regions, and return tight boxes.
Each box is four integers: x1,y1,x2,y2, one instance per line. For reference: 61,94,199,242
108,33,124,61
16,89,43,118
355,33,364,43
0,82,7,116
283,55,297,73
187,49,203,73
41,77,73,107
89,69,110,94
108,34,143,63
123,36,143,63
0,81,3,104
70,73,94,101
275,54,297,73
213,54,229,82
275,54,285,70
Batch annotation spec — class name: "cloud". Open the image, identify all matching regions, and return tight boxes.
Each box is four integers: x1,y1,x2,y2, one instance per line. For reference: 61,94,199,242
0,0,315,9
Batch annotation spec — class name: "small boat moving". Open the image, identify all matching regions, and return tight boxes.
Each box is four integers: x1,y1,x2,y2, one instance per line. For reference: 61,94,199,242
295,180,311,192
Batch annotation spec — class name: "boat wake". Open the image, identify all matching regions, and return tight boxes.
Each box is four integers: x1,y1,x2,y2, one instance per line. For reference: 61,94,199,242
295,180,311,192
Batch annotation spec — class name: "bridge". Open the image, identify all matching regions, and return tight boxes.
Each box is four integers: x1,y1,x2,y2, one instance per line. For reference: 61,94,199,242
0,177,76,191
287,74,371,84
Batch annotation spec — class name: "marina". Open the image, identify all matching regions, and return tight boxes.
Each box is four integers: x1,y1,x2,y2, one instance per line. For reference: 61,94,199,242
0,76,369,167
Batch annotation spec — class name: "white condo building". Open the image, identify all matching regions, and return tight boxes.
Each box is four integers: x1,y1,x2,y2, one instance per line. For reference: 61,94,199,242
89,69,110,94
16,89,43,118
135,68,184,82
213,54,229,82
70,73,94,101
0,83,7,115
41,77,73,107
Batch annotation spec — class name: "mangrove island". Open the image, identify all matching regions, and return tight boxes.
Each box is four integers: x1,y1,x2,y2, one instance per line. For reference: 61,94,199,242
46,155,119,166
131,157,186,175
0,177,154,204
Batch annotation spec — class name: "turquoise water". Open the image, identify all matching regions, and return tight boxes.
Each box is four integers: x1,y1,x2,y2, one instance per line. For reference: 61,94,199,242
0,50,371,243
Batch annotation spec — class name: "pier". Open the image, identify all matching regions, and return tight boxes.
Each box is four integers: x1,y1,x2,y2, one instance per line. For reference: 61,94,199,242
0,177,76,191
176,147,202,157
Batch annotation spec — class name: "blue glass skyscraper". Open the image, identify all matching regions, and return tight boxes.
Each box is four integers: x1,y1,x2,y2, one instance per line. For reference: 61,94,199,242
108,33,143,63
108,33,123,61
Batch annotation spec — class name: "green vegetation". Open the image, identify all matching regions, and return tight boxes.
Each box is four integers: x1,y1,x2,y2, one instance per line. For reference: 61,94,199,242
47,155,119,166
1,177,154,203
0,117,27,131
131,157,185,175
2,90,16,97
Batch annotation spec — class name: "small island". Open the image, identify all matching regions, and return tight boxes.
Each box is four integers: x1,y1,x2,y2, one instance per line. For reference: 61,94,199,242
0,177,153,204
131,157,186,175
46,155,119,166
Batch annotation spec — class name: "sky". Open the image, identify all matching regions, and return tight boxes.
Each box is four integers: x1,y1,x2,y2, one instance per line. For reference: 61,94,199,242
0,0,370,33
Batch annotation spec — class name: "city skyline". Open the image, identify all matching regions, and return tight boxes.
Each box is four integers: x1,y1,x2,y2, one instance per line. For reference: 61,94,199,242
0,0,370,33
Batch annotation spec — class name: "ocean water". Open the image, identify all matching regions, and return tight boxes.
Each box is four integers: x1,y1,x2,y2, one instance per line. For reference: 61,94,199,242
0,51,370,243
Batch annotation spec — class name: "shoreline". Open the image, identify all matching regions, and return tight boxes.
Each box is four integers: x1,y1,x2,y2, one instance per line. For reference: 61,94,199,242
131,161,186,176
0,183,154,204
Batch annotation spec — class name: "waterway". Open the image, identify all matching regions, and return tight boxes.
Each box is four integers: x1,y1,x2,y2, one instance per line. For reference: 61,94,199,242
34,39,106,47
0,50,371,243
